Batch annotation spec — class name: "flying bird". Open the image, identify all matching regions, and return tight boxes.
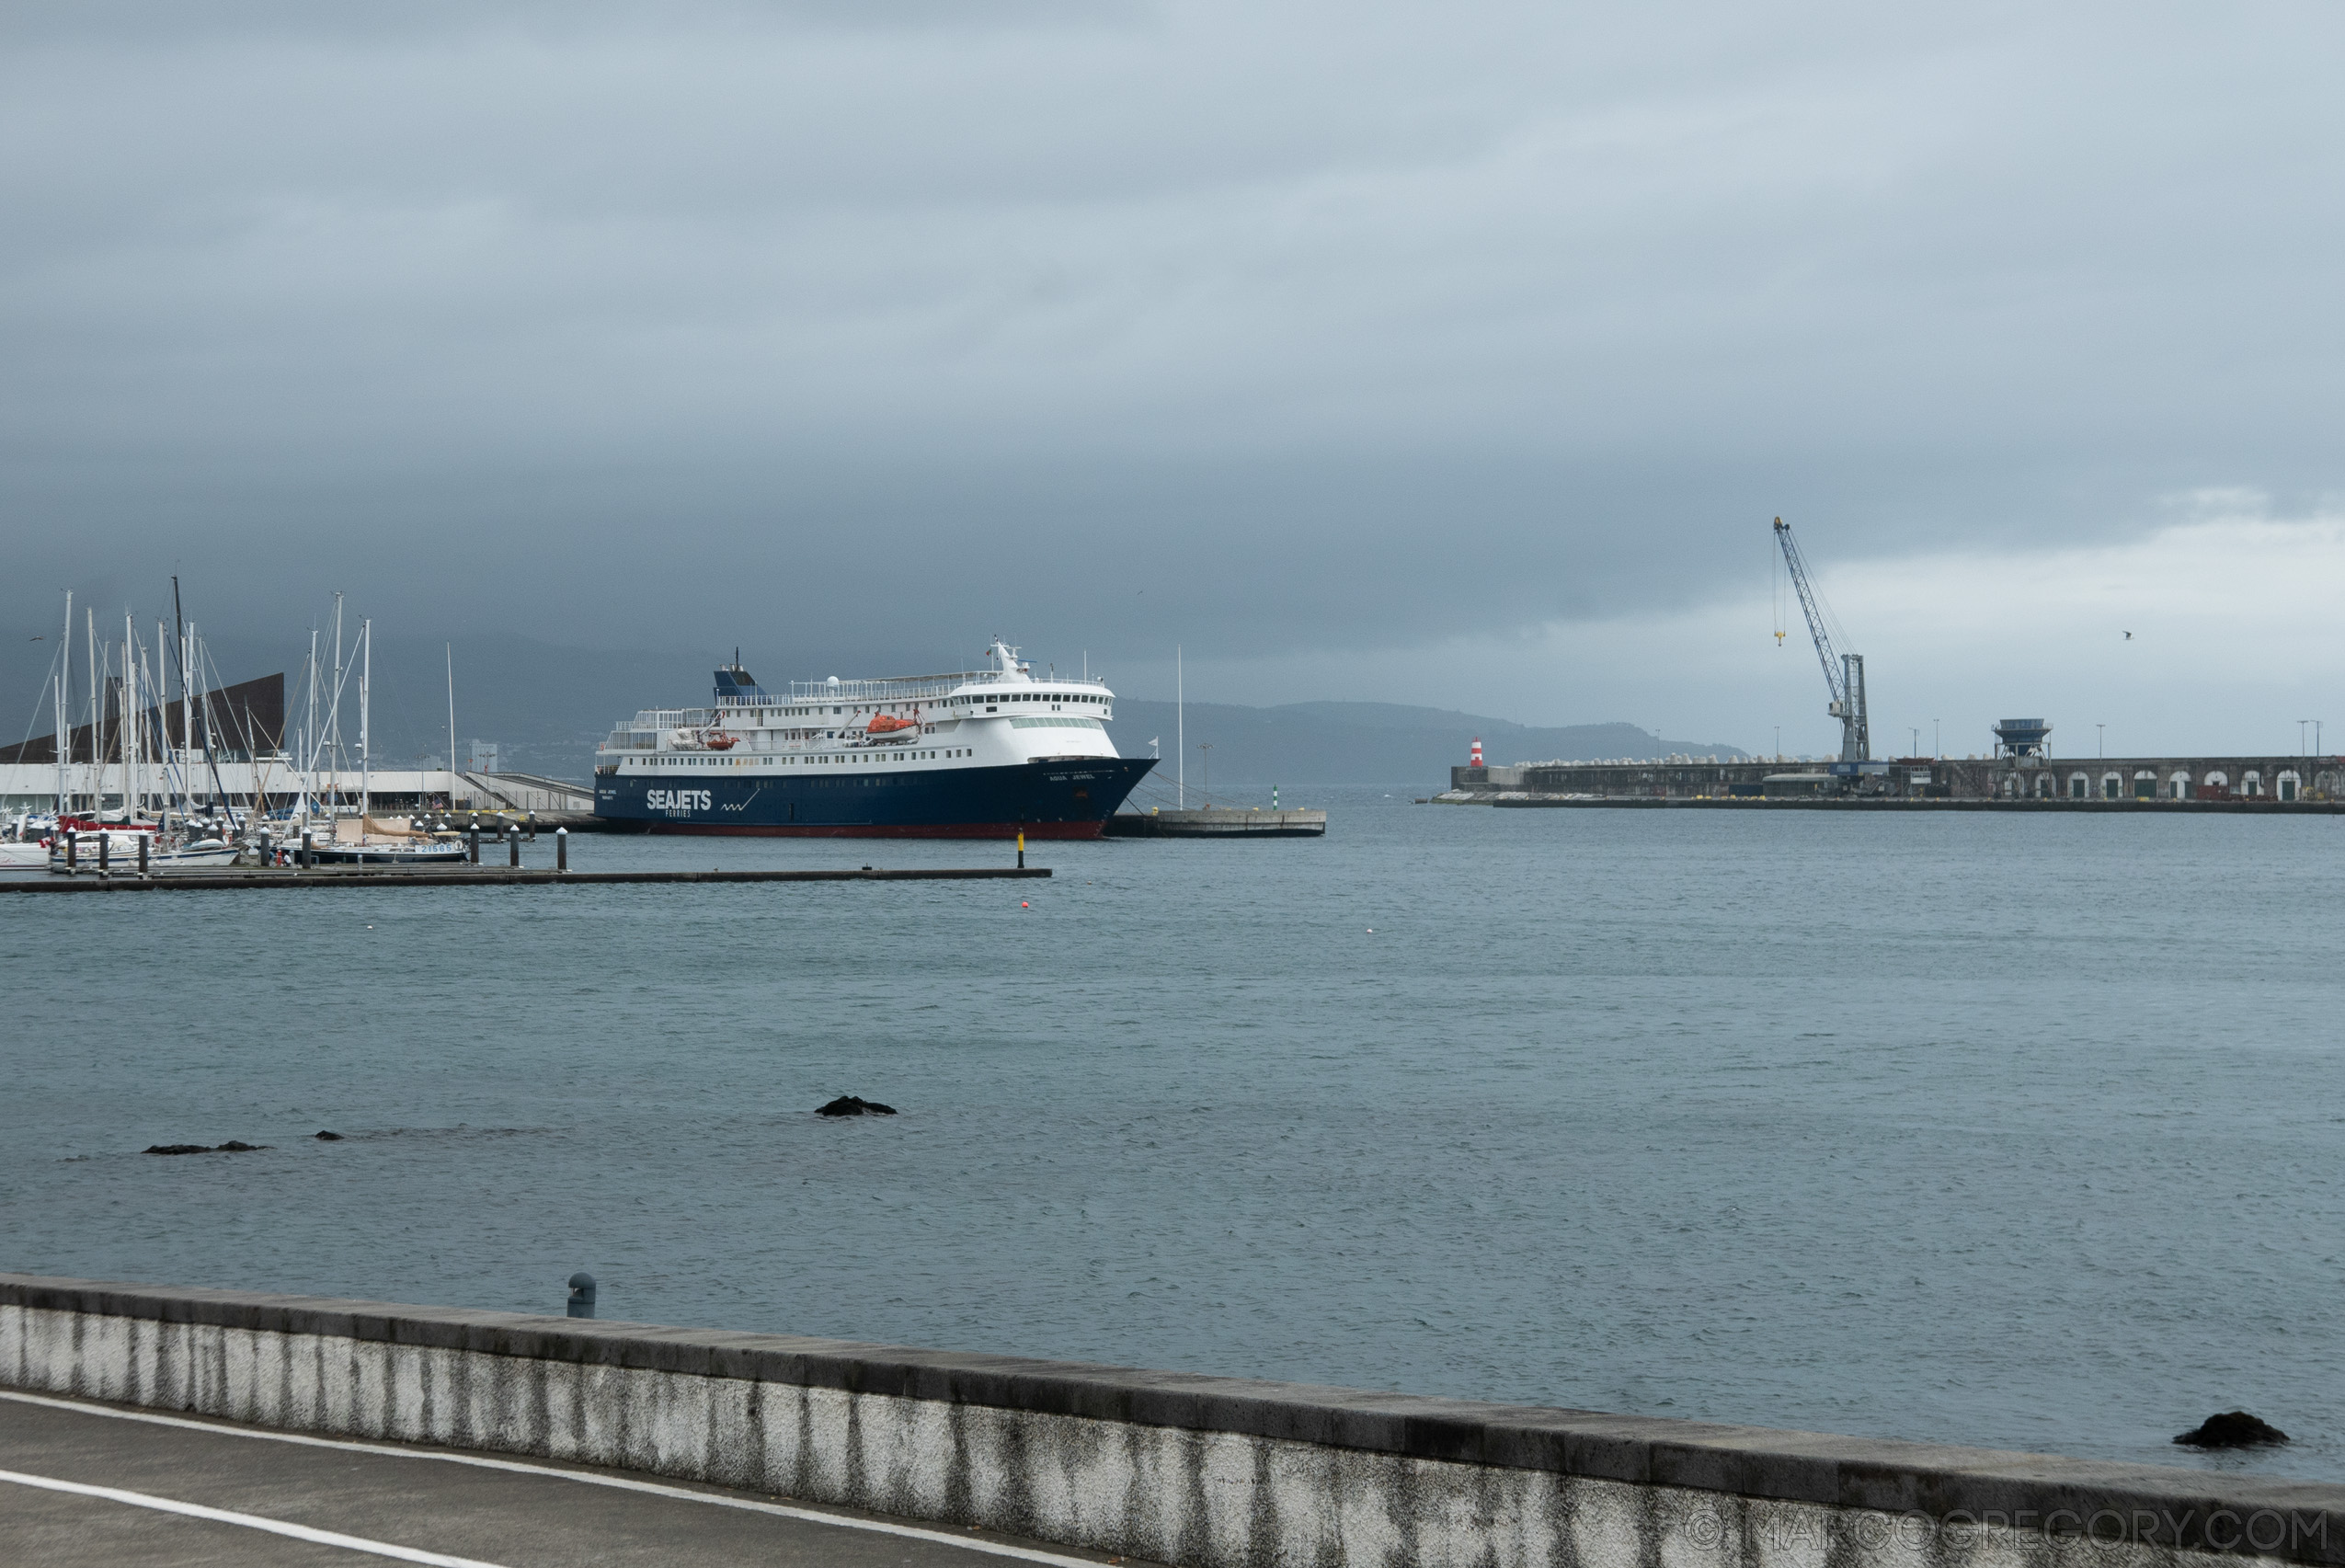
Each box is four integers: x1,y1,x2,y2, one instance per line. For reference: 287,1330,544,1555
2123,631,2133,640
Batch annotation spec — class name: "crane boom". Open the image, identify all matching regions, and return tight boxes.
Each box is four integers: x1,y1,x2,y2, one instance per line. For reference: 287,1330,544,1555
1771,516,1870,764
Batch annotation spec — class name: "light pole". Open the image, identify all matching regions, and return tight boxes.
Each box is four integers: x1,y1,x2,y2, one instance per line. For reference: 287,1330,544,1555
1197,743,1212,807
2096,724,2104,758
1933,719,1939,759
1910,727,1919,757
1773,726,1780,761
2300,719,2311,755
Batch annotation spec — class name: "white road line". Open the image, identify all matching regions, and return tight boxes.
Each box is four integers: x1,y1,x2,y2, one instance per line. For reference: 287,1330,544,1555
0,1465,509,1567
0,1390,1116,1568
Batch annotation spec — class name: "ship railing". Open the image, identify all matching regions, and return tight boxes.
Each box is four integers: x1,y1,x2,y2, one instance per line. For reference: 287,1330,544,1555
781,672,1113,703
615,673,1116,729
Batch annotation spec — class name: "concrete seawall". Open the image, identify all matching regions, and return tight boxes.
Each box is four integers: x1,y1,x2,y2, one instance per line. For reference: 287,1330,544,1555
1446,756,2342,805
5,1273,2339,1568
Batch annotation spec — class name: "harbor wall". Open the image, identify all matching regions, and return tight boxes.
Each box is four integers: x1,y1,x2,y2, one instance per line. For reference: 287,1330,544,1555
7,1274,2341,1568
1447,755,2343,805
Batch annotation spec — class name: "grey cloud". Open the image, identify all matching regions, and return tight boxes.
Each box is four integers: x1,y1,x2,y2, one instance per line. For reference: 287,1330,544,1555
3,1,2340,699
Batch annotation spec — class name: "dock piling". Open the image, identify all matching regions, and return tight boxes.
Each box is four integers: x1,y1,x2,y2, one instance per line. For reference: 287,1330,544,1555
138,833,148,876
507,827,520,868
1017,830,1025,869
467,828,479,864
98,833,109,874
64,832,76,873
300,830,313,870
555,827,567,873
566,1272,596,1319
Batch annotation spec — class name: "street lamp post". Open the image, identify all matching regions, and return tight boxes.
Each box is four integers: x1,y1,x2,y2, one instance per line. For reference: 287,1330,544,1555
2097,724,2105,758
1197,743,1212,807
1933,719,1940,759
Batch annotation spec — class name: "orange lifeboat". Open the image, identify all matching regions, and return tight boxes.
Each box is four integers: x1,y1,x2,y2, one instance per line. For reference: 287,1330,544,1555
866,713,919,736
700,730,738,750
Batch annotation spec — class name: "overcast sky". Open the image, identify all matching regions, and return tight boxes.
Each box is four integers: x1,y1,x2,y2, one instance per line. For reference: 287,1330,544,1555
5,2,2339,756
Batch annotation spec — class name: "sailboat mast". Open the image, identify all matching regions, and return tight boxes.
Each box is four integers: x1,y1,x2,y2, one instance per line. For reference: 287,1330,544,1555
329,592,344,813
177,619,190,817
360,618,371,818
192,624,231,815
1176,645,1184,810
86,608,97,813
173,577,190,818
303,627,319,816
446,643,456,811
55,591,70,817
120,612,133,818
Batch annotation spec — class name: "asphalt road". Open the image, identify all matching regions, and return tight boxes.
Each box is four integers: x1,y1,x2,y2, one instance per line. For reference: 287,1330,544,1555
0,1391,1143,1568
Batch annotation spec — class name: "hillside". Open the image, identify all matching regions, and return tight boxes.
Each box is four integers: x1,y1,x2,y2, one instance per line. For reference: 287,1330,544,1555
1,630,1744,789
1104,700,1744,797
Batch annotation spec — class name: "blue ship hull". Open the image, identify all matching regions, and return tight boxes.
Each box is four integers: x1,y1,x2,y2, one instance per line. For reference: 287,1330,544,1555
593,756,1156,838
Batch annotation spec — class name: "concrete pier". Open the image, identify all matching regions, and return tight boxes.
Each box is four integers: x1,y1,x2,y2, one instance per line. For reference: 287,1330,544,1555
6,1274,2339,1568
6,865,1051,894
1104,807,1328,837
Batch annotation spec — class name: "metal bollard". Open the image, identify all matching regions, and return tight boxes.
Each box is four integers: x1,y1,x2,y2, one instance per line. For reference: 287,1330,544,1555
508,826,520,868
566,1273,596,1319
467,828,480,864
556,826,568,873
138,833,149,875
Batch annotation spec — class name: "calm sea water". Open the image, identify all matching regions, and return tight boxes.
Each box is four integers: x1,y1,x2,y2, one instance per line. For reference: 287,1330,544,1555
4,795,2339,1481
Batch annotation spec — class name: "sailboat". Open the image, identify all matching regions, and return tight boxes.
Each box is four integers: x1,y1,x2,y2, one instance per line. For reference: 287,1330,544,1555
22,593,240,874
271,601,465,866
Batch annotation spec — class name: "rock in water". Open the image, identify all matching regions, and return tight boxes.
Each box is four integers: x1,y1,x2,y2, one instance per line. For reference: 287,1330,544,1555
315,1130,344,1141
2174,1412,2289,1448
817,1095,899,1117
215,1141,268,1152
144,1144,211,1156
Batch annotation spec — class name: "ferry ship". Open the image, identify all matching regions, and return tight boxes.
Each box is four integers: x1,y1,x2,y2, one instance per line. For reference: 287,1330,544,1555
592,640,1156,837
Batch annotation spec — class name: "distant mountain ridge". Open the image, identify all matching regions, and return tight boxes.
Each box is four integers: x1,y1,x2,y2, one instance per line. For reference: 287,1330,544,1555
0,628,1744,788
1104,699,1745,795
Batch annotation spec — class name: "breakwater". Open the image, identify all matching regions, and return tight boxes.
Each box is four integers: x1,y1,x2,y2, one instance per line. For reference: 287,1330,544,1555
1447,754,2343,806
5,1274,2338,1568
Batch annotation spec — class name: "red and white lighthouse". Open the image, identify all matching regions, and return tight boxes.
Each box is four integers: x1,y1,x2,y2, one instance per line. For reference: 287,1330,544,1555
1470,738,1484,768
